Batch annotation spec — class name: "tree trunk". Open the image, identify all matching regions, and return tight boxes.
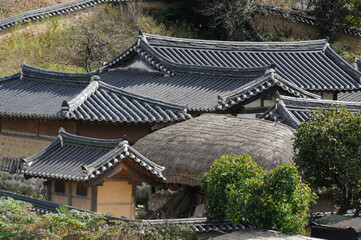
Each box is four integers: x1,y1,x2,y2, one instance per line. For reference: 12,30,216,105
338,185,352,215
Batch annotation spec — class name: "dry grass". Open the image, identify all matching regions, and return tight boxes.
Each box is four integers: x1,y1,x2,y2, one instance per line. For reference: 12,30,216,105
0,0,70,20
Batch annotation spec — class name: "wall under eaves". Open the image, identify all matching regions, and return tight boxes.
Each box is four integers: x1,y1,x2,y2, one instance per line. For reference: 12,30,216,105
251,15,361,51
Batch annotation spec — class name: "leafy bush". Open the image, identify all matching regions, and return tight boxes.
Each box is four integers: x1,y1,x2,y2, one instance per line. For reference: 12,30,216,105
0,197,198,239
201,154,316,235
294,106,361,216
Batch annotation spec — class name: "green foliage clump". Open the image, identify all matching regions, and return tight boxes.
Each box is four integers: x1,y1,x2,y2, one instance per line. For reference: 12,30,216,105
201,154,316,235
308,0,361,39
0,197,198,239
294,106,361,216
0,197,38,239
197,0,256,40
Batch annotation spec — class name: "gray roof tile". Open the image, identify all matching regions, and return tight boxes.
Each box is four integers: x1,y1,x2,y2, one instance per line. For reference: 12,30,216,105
0,64,189,123
260,94,361,128
106,33,361,92
18,128,165,181
101,67,319,112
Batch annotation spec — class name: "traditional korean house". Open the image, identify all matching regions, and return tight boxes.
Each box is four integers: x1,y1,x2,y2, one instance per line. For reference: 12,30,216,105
132,114,295,218
100,65,319,117
0,63,190,160
101,32,361,114
260,94,361,128
5,128,165,218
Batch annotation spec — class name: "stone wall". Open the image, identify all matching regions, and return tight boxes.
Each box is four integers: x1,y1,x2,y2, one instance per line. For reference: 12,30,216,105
252,15,361,52
0,131,52,160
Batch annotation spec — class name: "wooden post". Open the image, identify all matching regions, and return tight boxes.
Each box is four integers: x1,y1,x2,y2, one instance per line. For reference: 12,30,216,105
36,120,39,138
132,184,136,219
75,121,80,135
91,185,98,212
47,180,51,201
68,182,72,206
0,117,2,133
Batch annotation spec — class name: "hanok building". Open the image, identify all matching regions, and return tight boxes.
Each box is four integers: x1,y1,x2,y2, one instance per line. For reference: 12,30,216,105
5,128,165,218
100,32,361,118
133,114,295,218
260,94,361,128
0,64,190,160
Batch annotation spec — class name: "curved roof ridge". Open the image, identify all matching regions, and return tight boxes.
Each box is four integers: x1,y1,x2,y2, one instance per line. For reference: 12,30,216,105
279,94,361,107
99,81,188,111
217,71,320,110
58,127,124,149
0,72,21,82
21,63,94,84
324,46,361,86
61,79,99,114
141,32,328,49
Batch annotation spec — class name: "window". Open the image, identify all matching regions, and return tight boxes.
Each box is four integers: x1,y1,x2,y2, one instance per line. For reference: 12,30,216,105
54,180,66,194
76,183,88,197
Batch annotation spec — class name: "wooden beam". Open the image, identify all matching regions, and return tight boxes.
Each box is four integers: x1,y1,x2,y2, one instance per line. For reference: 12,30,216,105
85,163,124,188
36,120,39,138
91,185,98,212
132,184,136,219
68,182,72,206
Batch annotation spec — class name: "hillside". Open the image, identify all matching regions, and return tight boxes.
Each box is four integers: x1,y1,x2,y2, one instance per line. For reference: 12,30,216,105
0,0,69,20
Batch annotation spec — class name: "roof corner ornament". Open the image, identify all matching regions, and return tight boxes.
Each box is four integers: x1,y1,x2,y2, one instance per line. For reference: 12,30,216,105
119,135,129,146
325,36,330,43
218,95,226,104
322,42,330,53
61,101,70,112
23,160,33,169
266,67,276,78
90,75,100,82
355,57,361,71
81,165,95,175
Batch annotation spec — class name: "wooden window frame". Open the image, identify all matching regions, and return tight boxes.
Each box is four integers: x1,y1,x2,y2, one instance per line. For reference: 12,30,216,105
54,180,66,194
76,183,88,197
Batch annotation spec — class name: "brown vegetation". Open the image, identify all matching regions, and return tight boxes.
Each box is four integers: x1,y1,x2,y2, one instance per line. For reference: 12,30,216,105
0,0,69,20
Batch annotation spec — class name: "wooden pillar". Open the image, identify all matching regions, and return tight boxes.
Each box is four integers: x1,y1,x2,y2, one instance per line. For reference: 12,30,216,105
68,182,72,206
0,117,2,133
132,184,136,219
36,120,40,138
75,121,80,135
47,180,51,201
91,185,98,212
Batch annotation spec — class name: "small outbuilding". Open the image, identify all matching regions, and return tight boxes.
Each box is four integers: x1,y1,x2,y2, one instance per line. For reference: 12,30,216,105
133,114,295,187
4,128,165,218
133,114,295,218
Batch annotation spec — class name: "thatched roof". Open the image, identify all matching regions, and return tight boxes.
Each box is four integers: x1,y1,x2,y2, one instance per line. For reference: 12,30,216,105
133,114,295,186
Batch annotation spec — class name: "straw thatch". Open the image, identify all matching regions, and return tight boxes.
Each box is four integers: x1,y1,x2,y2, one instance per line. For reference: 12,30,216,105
133,114,295,186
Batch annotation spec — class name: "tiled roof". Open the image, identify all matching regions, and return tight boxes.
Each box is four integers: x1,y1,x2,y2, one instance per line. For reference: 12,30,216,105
0,64,189,123
0,64,91,119
18,128,165,181
61,81,190,123
260,94,361,128
106,33,361,92
0,189,249,233
101,67,318,112
0,190,96,214
0,0,147,33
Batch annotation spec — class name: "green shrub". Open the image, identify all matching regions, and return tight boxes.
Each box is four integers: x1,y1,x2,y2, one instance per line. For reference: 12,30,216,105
201,154,317,235
0,197,198,239
294,106,361,216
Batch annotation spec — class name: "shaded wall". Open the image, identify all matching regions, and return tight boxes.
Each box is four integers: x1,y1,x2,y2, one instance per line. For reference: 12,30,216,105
252,15,361,51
